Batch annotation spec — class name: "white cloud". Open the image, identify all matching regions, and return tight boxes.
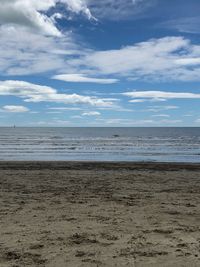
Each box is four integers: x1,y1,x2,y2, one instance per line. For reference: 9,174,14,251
97,105,135,112
101,118,182,126
129,99,146,103
48,107,82,111
0,0,96,76
65,0,94,19
104,118,154,125
152,114,170,118
52,73,118,84
69,36,200,81
158,119,182,124
1,105,29,113
123,91,200,100
86,0,155,20
175,58,200,66
147,105,179,112
82,111,101,116
2,26,200,83
0,1,60,37
0,0,93,37
1,1,200,86
0,25,83,75
0,80,115,107
34,119,71,126
71,36,188,74
129,98,166,103
163,17,200,34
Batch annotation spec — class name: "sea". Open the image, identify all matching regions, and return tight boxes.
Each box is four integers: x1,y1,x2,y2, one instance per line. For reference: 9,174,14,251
0,127,199,162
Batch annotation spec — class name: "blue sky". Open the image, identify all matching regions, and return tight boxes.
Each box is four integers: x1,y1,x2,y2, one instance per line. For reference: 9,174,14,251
0,0,200,126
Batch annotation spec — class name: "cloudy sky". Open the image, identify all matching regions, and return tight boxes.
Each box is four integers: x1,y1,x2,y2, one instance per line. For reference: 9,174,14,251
0,0,200,126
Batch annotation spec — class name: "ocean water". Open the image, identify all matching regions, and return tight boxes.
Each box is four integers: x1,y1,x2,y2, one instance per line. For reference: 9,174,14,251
0,127,199,162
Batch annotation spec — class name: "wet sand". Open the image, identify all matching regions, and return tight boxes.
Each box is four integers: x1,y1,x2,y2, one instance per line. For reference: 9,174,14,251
0,161,200,267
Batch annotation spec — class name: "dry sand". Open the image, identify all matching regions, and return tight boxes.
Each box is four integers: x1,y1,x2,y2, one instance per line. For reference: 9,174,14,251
0,161,200,267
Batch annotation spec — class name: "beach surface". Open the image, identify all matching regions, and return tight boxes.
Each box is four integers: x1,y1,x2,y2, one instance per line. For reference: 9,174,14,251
0,161,200,267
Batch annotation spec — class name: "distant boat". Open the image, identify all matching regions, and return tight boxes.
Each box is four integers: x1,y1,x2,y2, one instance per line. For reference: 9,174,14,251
13,125,16,128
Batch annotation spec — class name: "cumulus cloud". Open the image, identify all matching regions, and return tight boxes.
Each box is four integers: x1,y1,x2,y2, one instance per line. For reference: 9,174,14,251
0,0,97,76
2,26,200,82
1,1,200,86
0,25,82,75
1,105,29,113
0,0,93,36
65,0,94,19
175,58,200,66
0,80,114,107
69,36,200,81
52,73,118,84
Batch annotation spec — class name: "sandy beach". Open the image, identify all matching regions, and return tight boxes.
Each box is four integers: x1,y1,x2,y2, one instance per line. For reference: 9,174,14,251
0,161,200,267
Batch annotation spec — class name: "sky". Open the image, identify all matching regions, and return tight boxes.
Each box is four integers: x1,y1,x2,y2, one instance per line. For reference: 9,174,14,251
0,0,200,127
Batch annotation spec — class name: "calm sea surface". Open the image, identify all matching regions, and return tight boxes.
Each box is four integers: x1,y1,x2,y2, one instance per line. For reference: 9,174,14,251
0,127,199,162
